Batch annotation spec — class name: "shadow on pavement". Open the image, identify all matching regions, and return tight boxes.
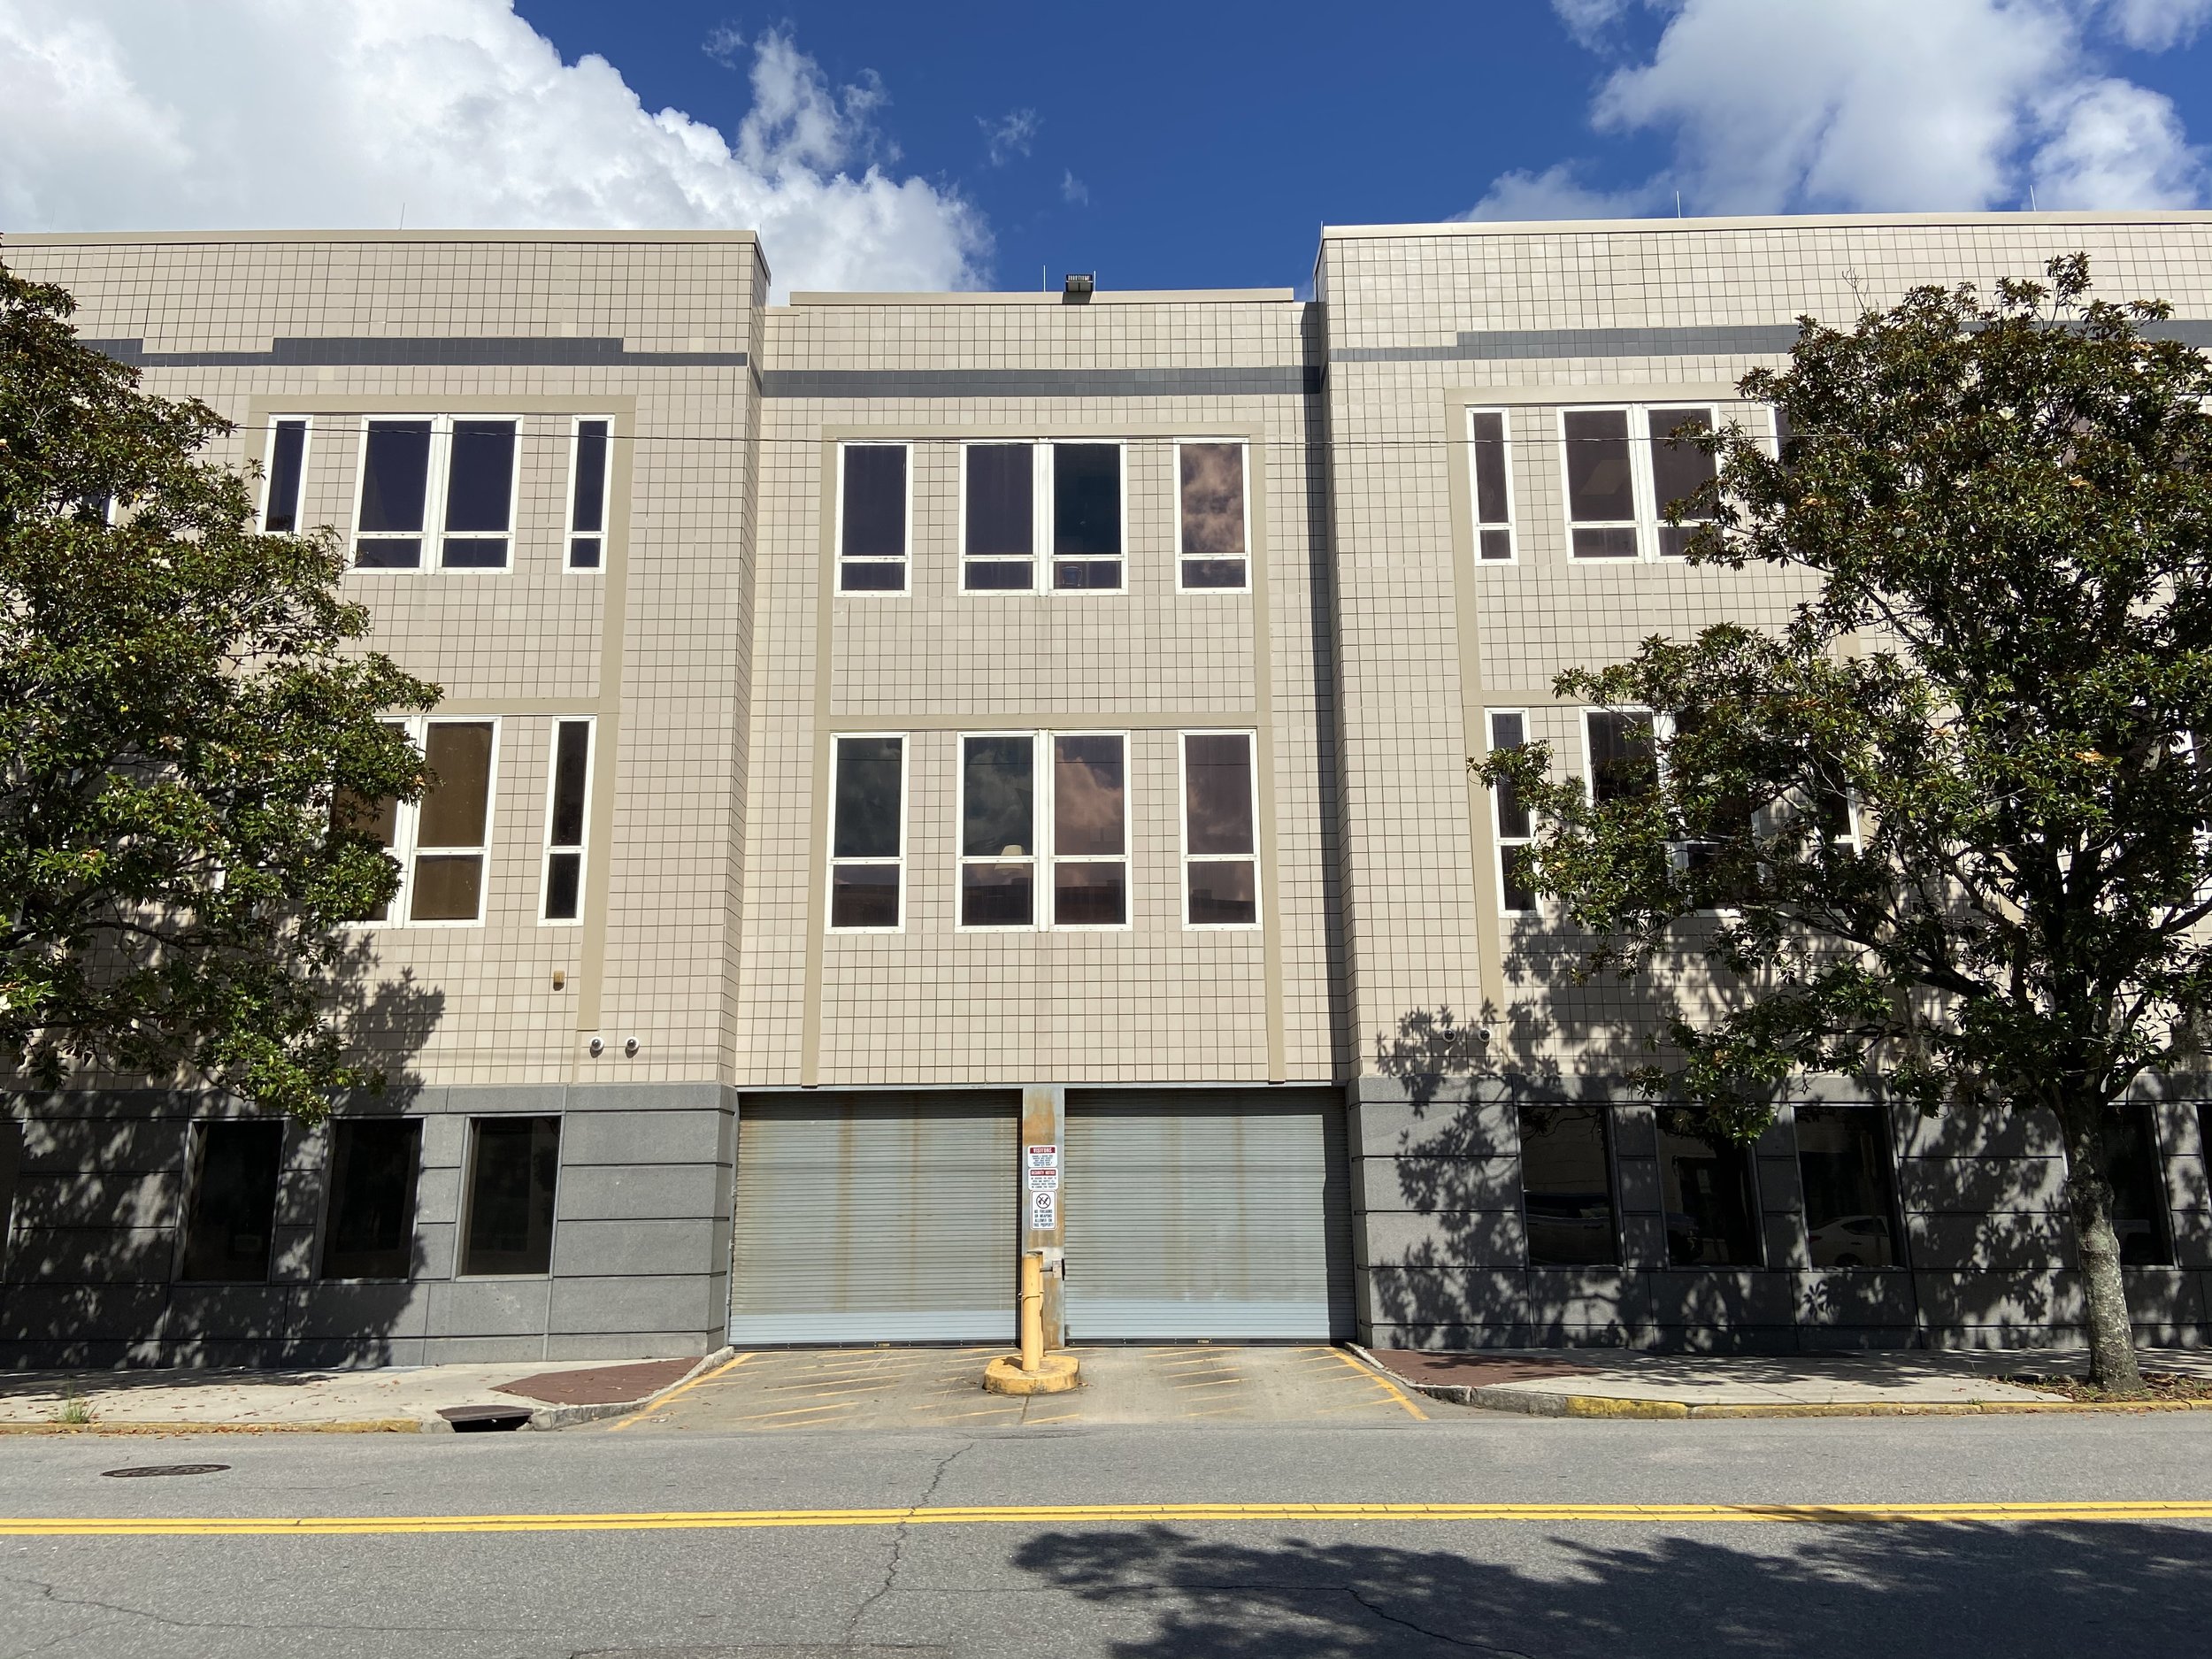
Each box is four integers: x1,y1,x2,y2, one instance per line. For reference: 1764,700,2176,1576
1011,1519,2211,1656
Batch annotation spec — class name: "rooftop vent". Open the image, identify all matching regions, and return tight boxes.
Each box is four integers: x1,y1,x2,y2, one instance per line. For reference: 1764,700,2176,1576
1063,272,1094,302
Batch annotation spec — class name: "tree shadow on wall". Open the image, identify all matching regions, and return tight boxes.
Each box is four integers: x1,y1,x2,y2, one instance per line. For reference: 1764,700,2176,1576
1011,1518,2212,1658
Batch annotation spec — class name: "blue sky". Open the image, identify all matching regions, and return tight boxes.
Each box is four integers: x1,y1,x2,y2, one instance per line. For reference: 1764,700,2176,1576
4,1,2211,296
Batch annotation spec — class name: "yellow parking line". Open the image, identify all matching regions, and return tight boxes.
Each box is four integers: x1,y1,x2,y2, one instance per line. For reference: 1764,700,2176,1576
1331,1348,1426,1420
606,1353,751,1433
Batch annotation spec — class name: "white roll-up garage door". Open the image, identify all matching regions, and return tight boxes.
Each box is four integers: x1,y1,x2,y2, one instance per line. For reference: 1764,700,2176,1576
727,1093,1018,1344
1064,1089,1354,1340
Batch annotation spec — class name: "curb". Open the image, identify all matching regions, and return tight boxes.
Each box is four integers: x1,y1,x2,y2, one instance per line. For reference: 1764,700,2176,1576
521,1346,739,1431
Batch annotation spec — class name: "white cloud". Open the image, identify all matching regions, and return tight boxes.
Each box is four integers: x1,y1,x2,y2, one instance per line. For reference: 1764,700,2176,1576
1061,170,1090,206
1496,0,2206,216
979,108,1040,167
0,0,990,296
1461,163,1665,221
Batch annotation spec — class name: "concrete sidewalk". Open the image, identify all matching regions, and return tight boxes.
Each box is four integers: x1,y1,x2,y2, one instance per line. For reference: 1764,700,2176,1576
0,1354,718,1433
1360,1347,2212,1418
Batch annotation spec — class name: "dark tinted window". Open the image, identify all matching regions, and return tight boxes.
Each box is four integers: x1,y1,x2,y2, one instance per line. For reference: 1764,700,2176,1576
1656,1113,1763,1267
1647,406,1715,557
1586,710,1656,804
965,444,1033,557
1052,443,1120,557
1519,1105,1618,1265
1796,1106,1899,1269
264,419,308,534
359,422,432,533
2106,1103,2174,1267
320,1119,420,1279
833,738,902,860
543,719,591,923
460,1117,560,1276
180,1121,283,1283
572,421,610,533
841,445,907,561
1471,411,1511,560
1564,408,1635,556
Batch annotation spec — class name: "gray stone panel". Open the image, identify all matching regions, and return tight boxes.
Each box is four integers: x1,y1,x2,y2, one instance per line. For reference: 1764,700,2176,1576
12,1171,177,1230
1354,1210,1527,1271
289,1283,434,1342
557,1164,726,1222
1908,1213,2071,1273
1793,1271,1920,1327
1896,1156,2068,1213
549,1218,719,1279
548,1274,725,1335
559,1109,730,1167
426,1279,554,1339
6,1226,176,1284
1355,1155,1519,1212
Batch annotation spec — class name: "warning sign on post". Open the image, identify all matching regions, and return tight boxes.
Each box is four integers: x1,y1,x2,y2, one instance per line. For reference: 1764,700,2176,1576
1026,1144,1060,1191
1029,1186,1057,1233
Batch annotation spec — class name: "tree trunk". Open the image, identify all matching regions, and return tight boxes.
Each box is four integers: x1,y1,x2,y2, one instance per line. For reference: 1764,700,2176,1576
2059,1107,2143,1393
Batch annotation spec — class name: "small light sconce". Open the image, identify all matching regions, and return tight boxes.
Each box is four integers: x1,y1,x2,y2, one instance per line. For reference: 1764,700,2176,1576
551,969,566,991
1062,272,1094,303
623,1036,640,1058
588,1036,604,1058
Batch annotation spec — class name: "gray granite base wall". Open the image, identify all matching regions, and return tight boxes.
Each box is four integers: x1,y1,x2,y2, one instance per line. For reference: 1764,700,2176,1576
0,1083,736,1369
1348,1075,2211,1354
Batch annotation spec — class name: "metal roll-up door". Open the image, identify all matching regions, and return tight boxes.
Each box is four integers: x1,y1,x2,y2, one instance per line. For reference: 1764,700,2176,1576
728,1093,1018,1344
1064,1089,1354,1340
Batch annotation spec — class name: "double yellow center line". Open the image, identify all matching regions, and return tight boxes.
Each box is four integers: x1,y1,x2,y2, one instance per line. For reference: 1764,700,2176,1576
4,1500,2208,1537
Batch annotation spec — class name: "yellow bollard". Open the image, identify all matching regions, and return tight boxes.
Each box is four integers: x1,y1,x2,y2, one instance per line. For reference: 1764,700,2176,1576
1018,1251,1044,1373
984,1251,1079,1396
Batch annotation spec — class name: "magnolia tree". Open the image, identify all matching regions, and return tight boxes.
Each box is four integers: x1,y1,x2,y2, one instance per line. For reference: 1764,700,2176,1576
1480,257,2211,1391
0,261,437,1121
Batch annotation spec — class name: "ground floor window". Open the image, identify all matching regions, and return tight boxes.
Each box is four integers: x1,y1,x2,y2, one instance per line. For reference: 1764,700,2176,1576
1655,1111,1763,1267
179,1120,284,1283
1517,1105,1618,1266
458,1117,560,1276
2104,1102,2175,1267
320,1118,422,1280
1795,1105,1901,1269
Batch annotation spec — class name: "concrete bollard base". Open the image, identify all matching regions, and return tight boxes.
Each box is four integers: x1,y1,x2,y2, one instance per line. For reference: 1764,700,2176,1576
982,1354,1081,1396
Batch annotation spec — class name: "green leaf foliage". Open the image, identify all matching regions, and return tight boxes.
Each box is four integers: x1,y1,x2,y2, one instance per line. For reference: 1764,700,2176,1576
1,258,439,1121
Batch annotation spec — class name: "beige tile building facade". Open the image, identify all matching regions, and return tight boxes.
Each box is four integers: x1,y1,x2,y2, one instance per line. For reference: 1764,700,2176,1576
2,211,2207,1364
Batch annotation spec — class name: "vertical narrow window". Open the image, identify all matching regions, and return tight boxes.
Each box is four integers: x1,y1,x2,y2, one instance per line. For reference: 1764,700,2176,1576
1183,732,1259,926
1655,1112,1763,1267
410,720,495,924
262,417,310,534
335,771,404,925
2105,1102,2175,1267
1796,1106,1900,1270
1051,442,1123,590
568,419,610,570
319,1118,421,1280
1586,710,1656,805
961,734,1037,927
541,718,592,924
1052,734,1127,926
441,418,517,569
1488,710,1535,913
1518,1105,1619,1266
829,735,904,929
179,1120,284,1283
458,1117,560,1277
964,443,1035,590
355,419,433,568
1468,410,1514,561
1563,408,1638,558
1179,442,1248,590
839,442,909,593
1647,406,1717,557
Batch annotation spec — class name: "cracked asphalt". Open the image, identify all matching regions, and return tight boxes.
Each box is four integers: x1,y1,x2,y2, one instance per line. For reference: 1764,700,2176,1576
0,1408,2207,1656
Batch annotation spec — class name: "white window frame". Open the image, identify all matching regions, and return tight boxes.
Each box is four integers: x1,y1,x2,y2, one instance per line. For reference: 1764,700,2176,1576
258,415,313,535
955,731,1044,933
1173,438,1252,594
348,715,502,930
564,416,611,576
1179,727,1263,932
1582,706,1654,807
834,440,913,598
826,732,909,934
1558,403,1720,563
1465,408,1518,565
957,441,1129,597
1487,708,1534,914
1048,730,1133,932
350,413,523,575
538,716,594,927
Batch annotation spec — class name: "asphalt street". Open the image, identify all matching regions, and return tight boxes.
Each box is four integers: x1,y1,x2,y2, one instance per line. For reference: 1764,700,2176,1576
1,1409,2207,1658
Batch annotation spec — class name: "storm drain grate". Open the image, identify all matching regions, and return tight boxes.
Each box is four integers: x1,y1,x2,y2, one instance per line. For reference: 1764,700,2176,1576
101,1464,229,1479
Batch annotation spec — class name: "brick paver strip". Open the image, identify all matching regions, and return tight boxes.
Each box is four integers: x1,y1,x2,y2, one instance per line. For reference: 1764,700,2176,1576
493,1359,697,1407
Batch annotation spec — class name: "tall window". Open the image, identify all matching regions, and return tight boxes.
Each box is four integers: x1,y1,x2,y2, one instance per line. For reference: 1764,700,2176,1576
568,419,611,570
1560,403,1719,560
1488,710,1535,913
319,1118,421,1280
541,718,592,924
261,417,310,534
1518,1105,1618,1265
458,1117,560,1277
829,734,904,930
353,415,518,571
1053,734,1128,926
341,718,499,926
1796,1106,1901,1269
1182,732,1259,927
1467,409,1515,561
179,1121,284,1283
2105,1102,2175,1267
1656,1112,1763,1267
960,733,1037,927
838,442,909,593
962,442,1125,592
1585,709,1656,805
1657,709,1750,893
1178,441,1248,590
